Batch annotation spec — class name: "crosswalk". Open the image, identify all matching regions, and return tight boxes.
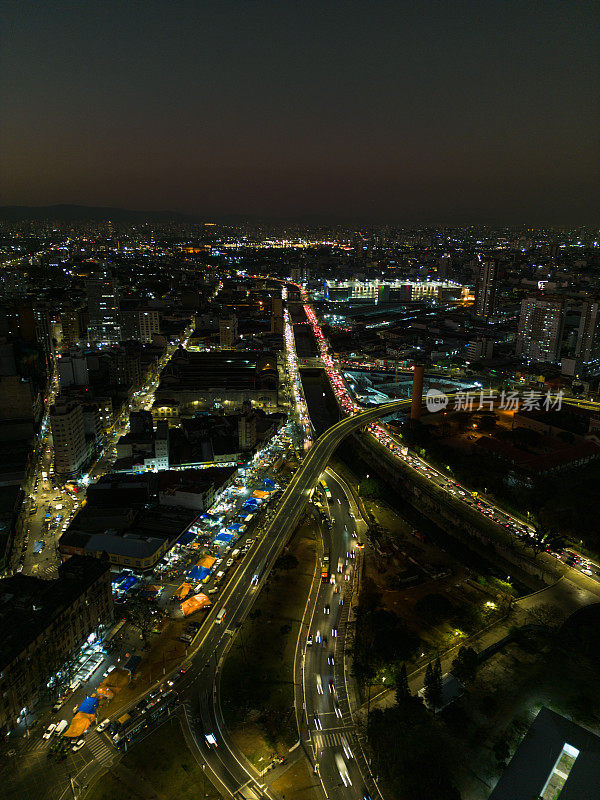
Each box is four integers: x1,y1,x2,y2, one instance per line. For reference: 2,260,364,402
312,730,351,750
85,731,115,767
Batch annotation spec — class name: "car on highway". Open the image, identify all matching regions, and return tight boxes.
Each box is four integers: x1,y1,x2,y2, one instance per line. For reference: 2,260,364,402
306,634,313,647
335,753,352,787
328,678,335,693
313,715,322,730
327,653,335,665
43,723,57,739
334,700,343,718
341,736,353,759
324,603,330,615
314,631,321,643
316,675,323,694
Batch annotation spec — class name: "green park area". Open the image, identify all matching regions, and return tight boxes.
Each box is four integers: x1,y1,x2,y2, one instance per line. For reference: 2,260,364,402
87,717,220,800
220,516,318,767
365,601,600,799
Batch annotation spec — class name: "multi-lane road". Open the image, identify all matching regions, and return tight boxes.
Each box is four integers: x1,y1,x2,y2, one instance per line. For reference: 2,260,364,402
4,399,410,800
175,400,411,798
302,470,373,800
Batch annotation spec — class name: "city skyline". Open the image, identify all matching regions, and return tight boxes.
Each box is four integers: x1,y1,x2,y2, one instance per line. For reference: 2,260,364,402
2,1,599,224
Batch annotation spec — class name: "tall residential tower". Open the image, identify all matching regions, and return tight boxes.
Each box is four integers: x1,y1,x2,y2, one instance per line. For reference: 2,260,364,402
86,266,121,346
516,296,564,363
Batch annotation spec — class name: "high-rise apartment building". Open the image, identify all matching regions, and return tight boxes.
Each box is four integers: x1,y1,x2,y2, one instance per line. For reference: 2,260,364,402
238,408,257,451
138,308,160,343
58,349,89,388
516,296,564,363
86,266,121,345
60,308,81,347
576,300,600,369
438,253,451,278
106,345,141,388
473,258,498,320
219,314,238,348
50,399,88,477
271,295,284,335
466,337,494,361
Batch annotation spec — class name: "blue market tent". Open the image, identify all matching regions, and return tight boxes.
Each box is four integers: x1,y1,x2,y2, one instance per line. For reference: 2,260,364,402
178,530,195,546
124,655,142,676
187,565,211,581
78,696,99,715
120,575,138,593
214,532,235,544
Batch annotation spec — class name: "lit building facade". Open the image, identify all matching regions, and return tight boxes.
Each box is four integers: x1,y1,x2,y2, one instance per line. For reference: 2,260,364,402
86,266,121,345
516,296,564,363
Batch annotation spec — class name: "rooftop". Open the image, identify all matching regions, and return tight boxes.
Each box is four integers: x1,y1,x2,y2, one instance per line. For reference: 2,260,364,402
490,706,600,800
0,556,111,671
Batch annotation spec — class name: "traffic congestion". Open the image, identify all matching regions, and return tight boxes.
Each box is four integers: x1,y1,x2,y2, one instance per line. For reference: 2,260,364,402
301,289,600,585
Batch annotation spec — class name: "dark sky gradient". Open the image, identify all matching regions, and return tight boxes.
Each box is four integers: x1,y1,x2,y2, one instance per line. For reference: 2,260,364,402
2,1,599,224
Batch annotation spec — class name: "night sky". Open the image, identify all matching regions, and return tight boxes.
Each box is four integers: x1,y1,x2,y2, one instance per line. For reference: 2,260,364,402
2,1,599,224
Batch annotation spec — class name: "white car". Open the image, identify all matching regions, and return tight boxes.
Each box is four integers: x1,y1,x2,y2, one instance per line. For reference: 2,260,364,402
72,738,86,752
316,675,323,695
43,723,57,739
341,736,353,759
97,718,110,732
335,753,352,787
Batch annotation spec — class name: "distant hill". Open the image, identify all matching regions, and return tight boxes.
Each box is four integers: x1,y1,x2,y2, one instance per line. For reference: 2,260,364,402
0,204,198,223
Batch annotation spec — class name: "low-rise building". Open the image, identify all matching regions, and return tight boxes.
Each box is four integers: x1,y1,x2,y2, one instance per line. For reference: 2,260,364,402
490,707,600,800
154,349,279,414
59,504,196,571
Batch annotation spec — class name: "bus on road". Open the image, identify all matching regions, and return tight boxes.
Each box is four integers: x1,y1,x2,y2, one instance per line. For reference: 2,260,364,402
319,479,332,500
215,607,227,624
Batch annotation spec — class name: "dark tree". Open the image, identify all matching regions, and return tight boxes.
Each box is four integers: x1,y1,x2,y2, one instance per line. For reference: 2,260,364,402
124,596,160,643
529,523,549,559
424,659,443,712
395,662,410,704
451,646,478,685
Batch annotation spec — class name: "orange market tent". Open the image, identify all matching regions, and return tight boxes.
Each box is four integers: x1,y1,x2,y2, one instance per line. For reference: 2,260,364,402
175,582,193,599
181,593,211,616
97,666,130,698
252,490,269,499
198,555,216,569
64,712,95,738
